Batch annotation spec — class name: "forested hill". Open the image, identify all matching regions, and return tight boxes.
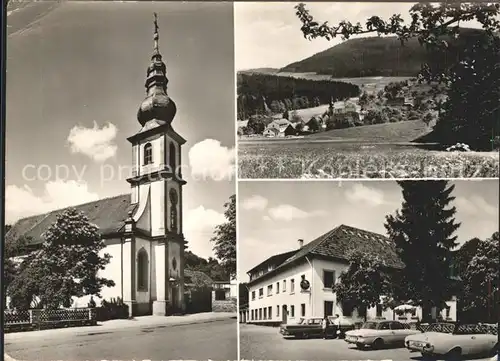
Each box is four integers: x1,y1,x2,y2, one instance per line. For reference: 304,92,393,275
280,28,489,77
237,73,360,119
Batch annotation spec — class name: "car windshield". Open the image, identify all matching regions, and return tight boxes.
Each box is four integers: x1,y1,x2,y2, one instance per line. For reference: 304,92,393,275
361,322,379,329
426,323,455,334
297,318,306,325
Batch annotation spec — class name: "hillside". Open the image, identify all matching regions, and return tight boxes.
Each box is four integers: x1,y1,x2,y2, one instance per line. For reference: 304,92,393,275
281,28,487,77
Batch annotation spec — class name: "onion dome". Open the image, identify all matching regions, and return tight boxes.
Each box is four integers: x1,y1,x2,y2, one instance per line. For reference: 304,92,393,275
137,13,177,126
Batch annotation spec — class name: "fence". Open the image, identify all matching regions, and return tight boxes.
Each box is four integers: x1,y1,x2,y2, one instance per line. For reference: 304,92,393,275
4,308,96,332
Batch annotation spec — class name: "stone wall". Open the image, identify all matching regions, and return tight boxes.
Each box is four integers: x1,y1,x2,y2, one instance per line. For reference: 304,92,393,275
212,292,237,313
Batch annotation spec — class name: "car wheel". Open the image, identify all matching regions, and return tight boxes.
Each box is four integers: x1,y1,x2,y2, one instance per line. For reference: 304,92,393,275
421,352,435,360
445,347,462,361
302,332,309,339
372,338,384,350
490,343,499,357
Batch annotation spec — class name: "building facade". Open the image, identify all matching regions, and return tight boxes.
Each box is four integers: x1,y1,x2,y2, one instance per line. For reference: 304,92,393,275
6,15,188,317
244,225,457,326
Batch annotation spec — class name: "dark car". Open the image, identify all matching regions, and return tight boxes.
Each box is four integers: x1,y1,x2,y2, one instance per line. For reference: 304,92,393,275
328,315,356,339
279,317,338,339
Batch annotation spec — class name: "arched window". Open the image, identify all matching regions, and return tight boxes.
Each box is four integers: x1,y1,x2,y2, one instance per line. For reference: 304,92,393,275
143,143,153,165
137,248,148,291
169,143,176,173
169,189,178,232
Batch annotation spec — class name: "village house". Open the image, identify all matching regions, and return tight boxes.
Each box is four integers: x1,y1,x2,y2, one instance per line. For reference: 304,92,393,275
242,224,458,326
5,17,207,317
263,119,297,137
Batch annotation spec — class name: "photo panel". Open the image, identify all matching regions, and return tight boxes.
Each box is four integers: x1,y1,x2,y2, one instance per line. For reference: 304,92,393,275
238,179,499,360
4,2,237,360
235,2,499,180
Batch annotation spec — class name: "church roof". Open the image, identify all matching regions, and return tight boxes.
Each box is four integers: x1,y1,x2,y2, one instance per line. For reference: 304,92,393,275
5,194,136,246
247,224,404,286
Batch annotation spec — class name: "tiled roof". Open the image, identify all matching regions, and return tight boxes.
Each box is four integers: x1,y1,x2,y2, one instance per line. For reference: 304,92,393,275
281,224,403,269
247,250,299,275
248,224,404,285
5,194,136,246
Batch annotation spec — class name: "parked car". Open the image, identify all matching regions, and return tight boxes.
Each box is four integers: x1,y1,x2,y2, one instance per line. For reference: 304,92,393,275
328,315,356,339
345,320,421,349
279,317,337,339
405,322,498,360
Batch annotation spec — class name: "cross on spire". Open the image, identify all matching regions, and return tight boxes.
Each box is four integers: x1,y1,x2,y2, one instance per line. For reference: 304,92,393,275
153,12,159,52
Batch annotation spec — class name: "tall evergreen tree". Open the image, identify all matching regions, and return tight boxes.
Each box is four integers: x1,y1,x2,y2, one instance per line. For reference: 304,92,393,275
385,181,460,322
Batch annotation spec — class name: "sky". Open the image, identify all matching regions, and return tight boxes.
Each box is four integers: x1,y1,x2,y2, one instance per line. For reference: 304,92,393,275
238,180,499,282
5,2,235,260
235,2,487,70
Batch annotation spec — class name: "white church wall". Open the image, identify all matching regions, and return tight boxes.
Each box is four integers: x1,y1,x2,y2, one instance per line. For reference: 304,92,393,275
150,181,165,236
72,241,122,308
150,240,157,301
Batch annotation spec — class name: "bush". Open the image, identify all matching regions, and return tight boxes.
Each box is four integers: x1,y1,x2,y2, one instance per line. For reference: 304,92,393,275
96,297,129,321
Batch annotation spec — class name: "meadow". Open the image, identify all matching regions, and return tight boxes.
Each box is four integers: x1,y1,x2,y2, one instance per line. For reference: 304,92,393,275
238,142,499,179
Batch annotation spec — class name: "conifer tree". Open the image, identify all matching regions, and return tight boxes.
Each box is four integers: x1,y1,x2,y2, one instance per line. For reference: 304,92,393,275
385,181,460,322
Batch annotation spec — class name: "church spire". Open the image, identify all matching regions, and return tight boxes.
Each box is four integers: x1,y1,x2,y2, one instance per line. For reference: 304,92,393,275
137,13,177,126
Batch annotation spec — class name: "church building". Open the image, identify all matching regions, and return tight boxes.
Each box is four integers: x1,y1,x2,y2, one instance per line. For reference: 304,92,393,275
6,14,188,317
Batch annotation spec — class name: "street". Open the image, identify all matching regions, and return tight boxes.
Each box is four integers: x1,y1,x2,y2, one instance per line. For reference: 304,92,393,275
240,324,496,361
5,318,237,361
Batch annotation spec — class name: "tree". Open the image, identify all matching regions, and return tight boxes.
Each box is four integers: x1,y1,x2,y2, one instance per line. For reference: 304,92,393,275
423,112,435,126
211,194,236,279
239,282,249,307
8,209,115,310
307,116,321,132
460,232,499,323
453,237,482,278
385,181,460,322
333,251,391,321
294,2,500,150
4,227,31,308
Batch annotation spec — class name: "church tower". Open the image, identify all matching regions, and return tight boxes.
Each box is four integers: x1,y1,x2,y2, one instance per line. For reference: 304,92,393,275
125,13,187,316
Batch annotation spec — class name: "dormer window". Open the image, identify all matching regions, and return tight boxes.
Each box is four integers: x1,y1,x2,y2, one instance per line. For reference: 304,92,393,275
144,143,153,165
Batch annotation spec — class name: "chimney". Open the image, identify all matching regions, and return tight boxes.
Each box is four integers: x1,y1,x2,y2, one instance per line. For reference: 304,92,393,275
298,239,304,248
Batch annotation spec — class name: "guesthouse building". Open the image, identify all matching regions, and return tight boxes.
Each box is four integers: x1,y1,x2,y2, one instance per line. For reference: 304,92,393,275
244,224,458,326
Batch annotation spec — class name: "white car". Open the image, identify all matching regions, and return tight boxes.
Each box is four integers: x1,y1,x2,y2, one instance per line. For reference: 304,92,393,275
405,322,498,359
345,320,421,349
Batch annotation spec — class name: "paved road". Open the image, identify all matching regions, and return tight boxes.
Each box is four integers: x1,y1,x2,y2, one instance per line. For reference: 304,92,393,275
240,324,496,361
6,318,237,361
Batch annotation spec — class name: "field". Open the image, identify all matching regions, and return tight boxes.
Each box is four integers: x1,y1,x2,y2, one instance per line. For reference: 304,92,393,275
238,121,499,179
238,144,499,179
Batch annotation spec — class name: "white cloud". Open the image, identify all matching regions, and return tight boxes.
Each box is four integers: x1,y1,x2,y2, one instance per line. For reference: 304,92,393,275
267,204,325,222
67,121,118,162
241,195,268,211
5,180,100,224
188,139,235,181
184,205,226,259
263,215,272,221
345,183,386,207
455,196,498,217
